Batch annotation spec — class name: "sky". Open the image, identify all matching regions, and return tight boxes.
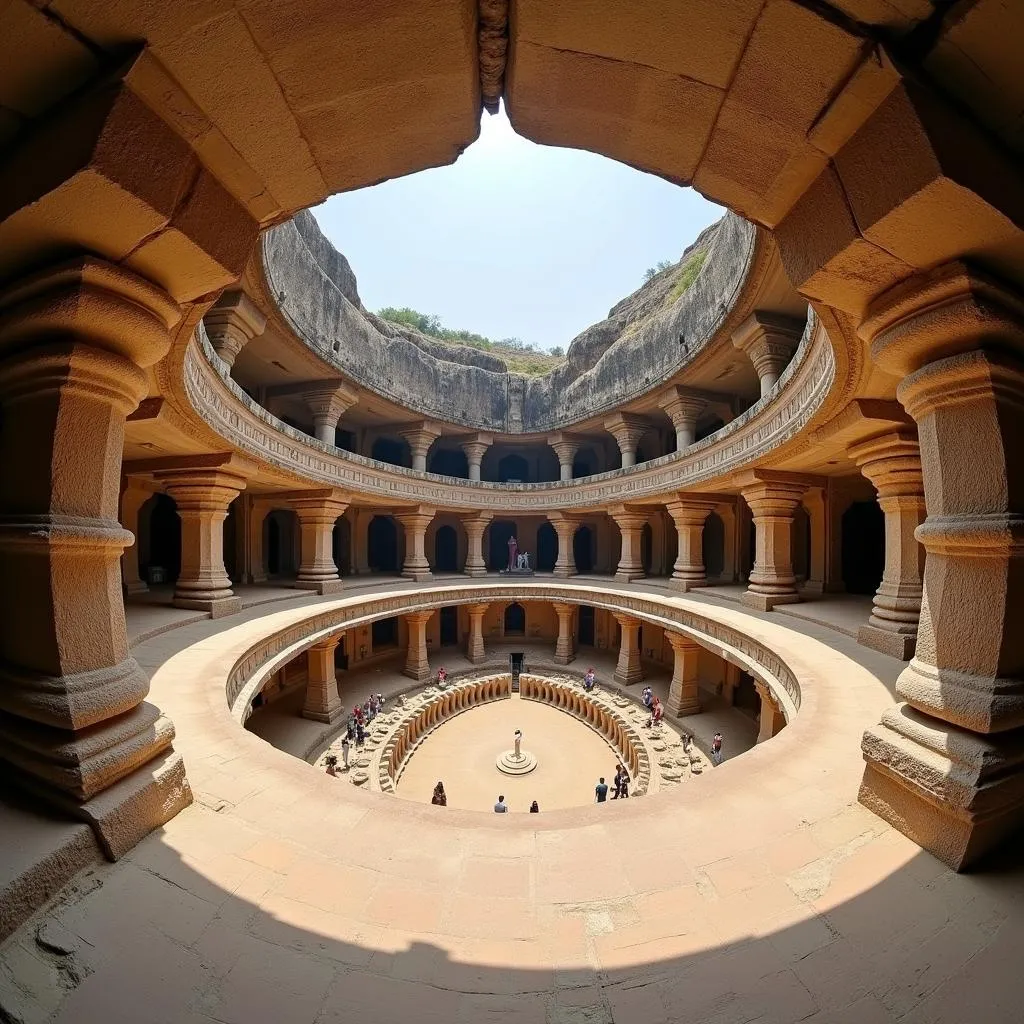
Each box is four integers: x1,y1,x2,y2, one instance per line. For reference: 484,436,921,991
312,107,722,352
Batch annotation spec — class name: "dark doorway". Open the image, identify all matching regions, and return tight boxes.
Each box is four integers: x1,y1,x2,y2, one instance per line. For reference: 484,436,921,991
333,517,351,575
371,436,410,467
573,525,594,573
428,448,468,478
641,522,653,574
745,520,757,578
578,605,595,646
335,635,349,671
372,616,399,650
267,515,282,575
842,500,885,595
734,671,760,715
572,448,597,478
510,652,525,691
703,511,725,578
497,453,529,482
368,515,399,572
489,519,518,570
793,505,811,581
504,602,526,636
536,522,557,572
224,499,238,581
439,606,458,646
147,493,181,583
695,416,726,443
434,525,458,572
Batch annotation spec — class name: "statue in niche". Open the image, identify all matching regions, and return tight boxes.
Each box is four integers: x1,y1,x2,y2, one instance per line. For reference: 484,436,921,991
507,534,519,571
517,551,531,570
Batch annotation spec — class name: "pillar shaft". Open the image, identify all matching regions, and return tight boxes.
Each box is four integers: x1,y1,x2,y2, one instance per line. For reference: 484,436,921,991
289,491,348,594
611,506,647,581
850,431,925,660
548,433,580,482
857,263,1024,870
754,680,786,743
0,258,191,858
466,604,488,663
403,611,433,682
666,497,717,590
612,614,643,686
552,603,576,665
303,636,343,723
550,516,577,577
460,436,491,482
400,424,441,473
605,414,648,469
740,476,807,611
160,467,247,617
120,479,154,595
463,513,492,576
397,508,435,581
666,633,701,716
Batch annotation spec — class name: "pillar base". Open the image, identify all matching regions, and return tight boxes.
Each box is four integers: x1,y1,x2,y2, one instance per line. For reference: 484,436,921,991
402,666,431,683
799,580,825,596
859,705,1024,870
464,568,488,578
613,668,643,686
741,589,800,611
553,651,576,665
123,580,149,596
294,579,344,595
671,576,707,592
173,595,241,618
615,569,645,582
668,697,702,716
402,569,433,582
302,705,343,724
858,623,917,661
553,568,577,579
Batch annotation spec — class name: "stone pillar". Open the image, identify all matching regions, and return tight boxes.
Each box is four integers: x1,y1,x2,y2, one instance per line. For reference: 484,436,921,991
302,636,343,723
158,461,250,618
660,387,707,450
396,507,435,580
613,614,643,686
547,432,581,482
289,490,349,595
303,382,356,446
549,514,578,577
120,478,154,595
857,264,1024,869
204,290,266,369
460,434,492,482
665,496,718,590
722,662,741,706
718,502,738,583
604,413,648,469
754,680,786,744
248,503,270,584
0,258,191,859
666,633,701,716
400,422,441,473
732,312,803,398
610,505,647,581
801,487,828,595
403,611,433,682
850,431,925,660
462,512,492,576
739,472,810,611
466,603,489,663
552,603,576,665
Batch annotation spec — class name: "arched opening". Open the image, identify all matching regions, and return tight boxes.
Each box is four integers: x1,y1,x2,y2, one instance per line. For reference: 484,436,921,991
145,493,181,585
572,447,598,478
703,511,725,579
266,510,298,577
371,436,411,467
536,522,557,572
573,525,594,573
439,606,458,647
428,447,468,478
267,515,282,575
372,616,399,651
578,605,595,646
503,602,525,636
489,519,518,570
497,453,529,483
368,515,400,573
640,522,653,574
695,416,726,443
434,524,458,572
842,500,885,595
333,517,351,576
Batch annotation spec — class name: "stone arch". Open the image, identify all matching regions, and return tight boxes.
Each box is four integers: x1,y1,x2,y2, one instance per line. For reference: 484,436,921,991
367,515,399,573
142,492,181,585
371,436,411,467
497,453,529,483
573,524,595,573
504,602,526,636
428,447,468,478
703,511,726,579
433,524,458,572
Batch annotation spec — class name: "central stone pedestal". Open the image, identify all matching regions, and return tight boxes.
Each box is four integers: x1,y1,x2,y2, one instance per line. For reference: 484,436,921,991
496,749,538,775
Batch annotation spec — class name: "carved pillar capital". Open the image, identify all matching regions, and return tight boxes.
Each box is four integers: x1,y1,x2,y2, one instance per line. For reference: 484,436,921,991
399,422,442,472
660,387,708,449
604,413,649,468
459,434,492,482
547,432,582,481
732,312,802,397
204,290,267,368
301,381,357,445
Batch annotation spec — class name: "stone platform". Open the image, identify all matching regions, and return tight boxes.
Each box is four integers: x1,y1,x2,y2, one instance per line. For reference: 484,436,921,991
495,748,538,775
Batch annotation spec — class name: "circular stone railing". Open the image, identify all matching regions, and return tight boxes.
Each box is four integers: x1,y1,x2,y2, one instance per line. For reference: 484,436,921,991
313,668,708,800
175,308,835,515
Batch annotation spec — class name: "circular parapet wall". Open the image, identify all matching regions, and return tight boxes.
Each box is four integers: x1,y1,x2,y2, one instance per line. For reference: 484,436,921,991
313,668,708,801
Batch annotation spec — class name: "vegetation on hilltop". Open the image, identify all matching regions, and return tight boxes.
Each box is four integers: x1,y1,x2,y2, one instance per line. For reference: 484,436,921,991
377,307,565,376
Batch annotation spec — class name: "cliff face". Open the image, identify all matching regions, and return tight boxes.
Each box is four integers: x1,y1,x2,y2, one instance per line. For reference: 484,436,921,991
262,209,756,432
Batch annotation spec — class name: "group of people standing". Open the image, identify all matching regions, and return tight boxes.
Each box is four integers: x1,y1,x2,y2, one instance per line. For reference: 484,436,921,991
595,762,631,802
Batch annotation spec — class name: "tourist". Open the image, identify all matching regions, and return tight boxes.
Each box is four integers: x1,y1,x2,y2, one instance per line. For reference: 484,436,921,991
437,666,447,686
431,781,447,806
377,693,385,712
618,763,630,798
494,794,509,813
324,754,340,777
345,717,355,741
649,696,664,728
341,736,351,770
529,800,539,813
611,764,623,799
595,776,609,803
355,720,366,747
712,732,723,765
583,667,596,692
642,685,653,709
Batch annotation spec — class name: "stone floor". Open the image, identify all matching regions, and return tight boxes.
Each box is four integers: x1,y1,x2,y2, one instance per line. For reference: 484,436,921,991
2,575,1023,1024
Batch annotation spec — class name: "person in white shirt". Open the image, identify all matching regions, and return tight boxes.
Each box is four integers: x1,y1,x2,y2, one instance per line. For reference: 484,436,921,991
494,795,509,813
